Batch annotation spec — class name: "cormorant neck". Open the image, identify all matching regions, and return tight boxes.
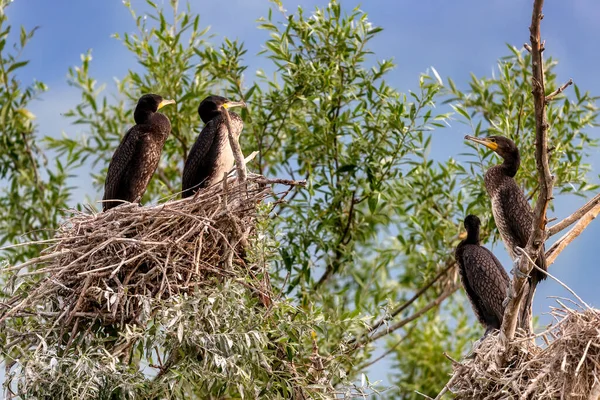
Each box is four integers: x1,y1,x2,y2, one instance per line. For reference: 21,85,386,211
500,151,520,177
134,109,154,124
465,227,480,245
201,110,222,124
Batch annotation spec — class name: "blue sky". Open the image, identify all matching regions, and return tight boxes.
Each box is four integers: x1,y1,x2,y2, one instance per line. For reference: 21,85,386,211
3,0,600,391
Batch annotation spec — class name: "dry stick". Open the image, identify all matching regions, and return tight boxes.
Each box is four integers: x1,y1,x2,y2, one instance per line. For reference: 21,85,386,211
222,107,247,184
362,262,455,337
545,78,573,102
357,326,416,371
547,192,600,237
588,378,600,400
518,246,592,310
499,0,554,355
545,201,600,266
363,285,458,344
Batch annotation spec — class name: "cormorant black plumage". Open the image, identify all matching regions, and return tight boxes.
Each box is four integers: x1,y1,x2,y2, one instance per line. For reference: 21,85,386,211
465,135,547,327
102,94,175,211
181,95,246,198
455,215,511,334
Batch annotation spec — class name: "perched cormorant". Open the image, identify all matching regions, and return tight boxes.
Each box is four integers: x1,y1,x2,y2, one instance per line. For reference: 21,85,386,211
455,215,511,334
102,94,175,211
182,95,246,198
465,135,547,326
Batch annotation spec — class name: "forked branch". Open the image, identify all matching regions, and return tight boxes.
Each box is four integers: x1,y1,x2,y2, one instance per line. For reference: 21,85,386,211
500,0,554,353
546,201,600,265
547,192,600,237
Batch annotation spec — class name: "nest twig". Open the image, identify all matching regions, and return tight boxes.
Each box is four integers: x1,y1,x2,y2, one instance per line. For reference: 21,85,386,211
0,174,304,331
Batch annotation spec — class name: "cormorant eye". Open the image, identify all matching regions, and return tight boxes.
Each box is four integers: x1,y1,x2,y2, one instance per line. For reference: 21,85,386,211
490,138,496,143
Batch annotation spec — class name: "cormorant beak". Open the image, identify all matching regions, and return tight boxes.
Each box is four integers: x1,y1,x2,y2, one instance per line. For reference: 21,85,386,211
464,135,498,152
223,100,247,110
157,99,176,110
458,231,468,240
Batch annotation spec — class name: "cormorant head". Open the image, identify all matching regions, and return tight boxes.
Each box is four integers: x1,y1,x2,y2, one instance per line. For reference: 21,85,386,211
134,94,175,123
198,95,247,124
464,135,519,161
462,214,481,244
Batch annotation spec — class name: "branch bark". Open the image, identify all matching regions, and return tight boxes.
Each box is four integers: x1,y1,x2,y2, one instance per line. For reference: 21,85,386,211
500,0,553,355
222,107,247,184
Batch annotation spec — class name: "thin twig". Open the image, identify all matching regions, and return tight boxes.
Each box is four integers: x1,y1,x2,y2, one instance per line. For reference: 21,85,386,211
517,246,592,310
362,262,455,337
545,78,573,102
361,285,458,345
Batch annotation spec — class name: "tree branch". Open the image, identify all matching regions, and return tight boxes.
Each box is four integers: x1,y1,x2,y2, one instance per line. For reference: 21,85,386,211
547,192,600,237
363,262,455,337
545,201,600,265
222,106,247,183
500,0,553,353
545,78,573,102
359,285,458,345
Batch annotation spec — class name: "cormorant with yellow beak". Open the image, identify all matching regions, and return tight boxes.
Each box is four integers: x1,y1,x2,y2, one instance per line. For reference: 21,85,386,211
182,96,246,198
103,94,175,211
464,135,546,327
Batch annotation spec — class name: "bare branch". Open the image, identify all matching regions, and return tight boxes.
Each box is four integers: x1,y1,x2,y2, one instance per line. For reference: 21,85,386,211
500,0,552,352
545,201,600,266
545,78,573,102
365,262,455,336
547,192,600,237
222,106,247,183
361,285,458,345
518,246,592,310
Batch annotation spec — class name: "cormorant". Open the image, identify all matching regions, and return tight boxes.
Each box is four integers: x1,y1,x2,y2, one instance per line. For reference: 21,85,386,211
455,215,511,334
464,135,547,326
102,94,175,211
182,95,246,198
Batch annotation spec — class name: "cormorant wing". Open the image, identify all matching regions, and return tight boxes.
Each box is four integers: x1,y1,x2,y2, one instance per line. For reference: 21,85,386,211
499,183,533,247
182,119,219,190
463,247,509,324
102,126,139,207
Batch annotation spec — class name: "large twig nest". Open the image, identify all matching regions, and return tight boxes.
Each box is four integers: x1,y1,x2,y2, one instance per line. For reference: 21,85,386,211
0,174,299,329
448,306,600,399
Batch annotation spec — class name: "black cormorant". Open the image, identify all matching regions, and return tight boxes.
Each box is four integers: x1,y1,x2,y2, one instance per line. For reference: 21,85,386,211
465,135,547,326
181,95,246,198
455,215,511,334
102,94,175,211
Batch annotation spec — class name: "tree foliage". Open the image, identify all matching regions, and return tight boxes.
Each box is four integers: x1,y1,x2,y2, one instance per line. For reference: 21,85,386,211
0,0,598,398
0,4,72,264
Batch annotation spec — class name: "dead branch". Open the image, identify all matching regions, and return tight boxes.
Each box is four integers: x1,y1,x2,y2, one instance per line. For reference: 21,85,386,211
223,106,247,183
360,285,458,345
364,262,455,336
547,192,600,237
546,201,600,266
545,78,573,102
500,0,554,353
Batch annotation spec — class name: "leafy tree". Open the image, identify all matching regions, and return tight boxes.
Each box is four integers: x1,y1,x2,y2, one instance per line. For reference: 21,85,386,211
0,4,72,264
0,0,598,398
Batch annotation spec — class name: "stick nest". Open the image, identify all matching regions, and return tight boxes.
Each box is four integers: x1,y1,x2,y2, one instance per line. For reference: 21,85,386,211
448,306,600,399
1,174,292,329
